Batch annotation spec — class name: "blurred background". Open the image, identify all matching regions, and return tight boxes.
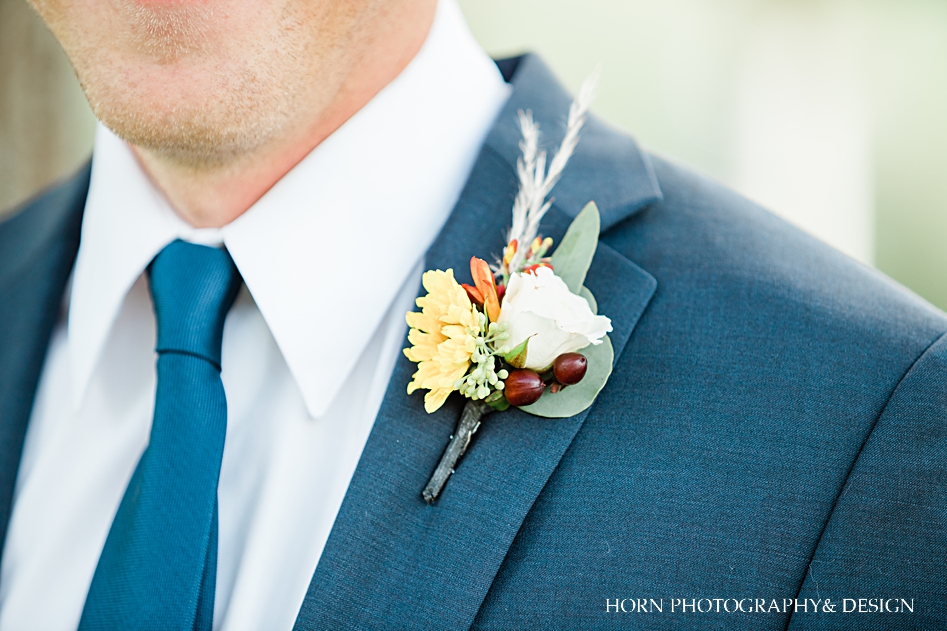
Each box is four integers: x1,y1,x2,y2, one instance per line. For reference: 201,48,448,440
2,0,946,309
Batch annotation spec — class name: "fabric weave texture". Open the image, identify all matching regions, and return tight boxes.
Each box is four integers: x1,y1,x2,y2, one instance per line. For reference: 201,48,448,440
79,240,242,631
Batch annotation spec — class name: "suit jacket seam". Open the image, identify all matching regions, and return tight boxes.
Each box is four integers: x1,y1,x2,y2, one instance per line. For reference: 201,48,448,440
782,326,947,630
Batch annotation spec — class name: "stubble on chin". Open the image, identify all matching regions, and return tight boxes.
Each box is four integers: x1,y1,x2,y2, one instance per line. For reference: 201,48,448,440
88,66,295,172
41,0,312,170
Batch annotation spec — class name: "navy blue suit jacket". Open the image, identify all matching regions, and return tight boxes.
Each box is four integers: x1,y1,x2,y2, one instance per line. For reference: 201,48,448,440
1,55,945,630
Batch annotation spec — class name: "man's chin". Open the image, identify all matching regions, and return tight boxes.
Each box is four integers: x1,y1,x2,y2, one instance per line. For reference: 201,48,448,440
97,106,277,169
83,64,292,169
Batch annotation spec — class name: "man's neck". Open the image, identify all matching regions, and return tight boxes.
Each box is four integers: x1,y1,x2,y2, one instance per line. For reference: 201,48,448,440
132,1,437,230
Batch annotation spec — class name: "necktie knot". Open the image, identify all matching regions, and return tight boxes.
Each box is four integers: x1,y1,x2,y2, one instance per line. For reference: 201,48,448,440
149,240,242,369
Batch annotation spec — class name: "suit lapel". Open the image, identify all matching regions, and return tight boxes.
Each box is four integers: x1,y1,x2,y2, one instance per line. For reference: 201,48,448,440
0,164,90,562
293,56,661,630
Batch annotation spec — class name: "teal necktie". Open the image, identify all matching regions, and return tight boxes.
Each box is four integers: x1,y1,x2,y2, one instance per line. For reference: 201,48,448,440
79,240,242,630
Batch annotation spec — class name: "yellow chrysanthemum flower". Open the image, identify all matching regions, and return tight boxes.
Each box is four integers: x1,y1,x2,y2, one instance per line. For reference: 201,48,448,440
404,269,481,413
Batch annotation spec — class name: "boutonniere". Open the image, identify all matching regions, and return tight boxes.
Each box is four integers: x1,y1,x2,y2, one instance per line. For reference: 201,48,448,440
405,78,612,502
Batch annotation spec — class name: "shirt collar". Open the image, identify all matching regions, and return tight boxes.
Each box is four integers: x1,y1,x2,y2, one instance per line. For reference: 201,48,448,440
69,0,511,417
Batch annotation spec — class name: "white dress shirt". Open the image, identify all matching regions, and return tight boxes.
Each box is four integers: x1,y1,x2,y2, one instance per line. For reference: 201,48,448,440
0,1,510,628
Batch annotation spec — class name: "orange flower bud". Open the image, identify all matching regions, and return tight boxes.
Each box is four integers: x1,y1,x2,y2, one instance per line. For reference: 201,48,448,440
470,256,501,322
461,283,483,306
529,236,543,255
503,240,518,267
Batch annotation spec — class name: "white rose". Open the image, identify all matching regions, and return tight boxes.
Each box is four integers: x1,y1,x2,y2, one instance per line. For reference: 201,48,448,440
498,267,612,371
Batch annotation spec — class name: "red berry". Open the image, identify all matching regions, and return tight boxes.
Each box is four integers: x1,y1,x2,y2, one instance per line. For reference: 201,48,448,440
553,353,587,385
504,370,545,406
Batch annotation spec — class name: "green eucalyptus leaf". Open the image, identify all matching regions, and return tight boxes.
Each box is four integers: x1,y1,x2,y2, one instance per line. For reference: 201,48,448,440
520,334,614,418
502,336,531,368
579,285,597,315
488,397,511,412
549,201,601,294
484,389,506,404
485,389,510,412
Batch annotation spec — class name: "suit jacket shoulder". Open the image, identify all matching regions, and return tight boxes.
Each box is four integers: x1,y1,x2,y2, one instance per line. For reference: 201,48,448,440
608,151,947,395
472,141,947,628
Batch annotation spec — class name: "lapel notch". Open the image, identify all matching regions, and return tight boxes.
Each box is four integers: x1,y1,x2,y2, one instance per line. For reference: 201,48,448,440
294,54,659,631
486,54,663,231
